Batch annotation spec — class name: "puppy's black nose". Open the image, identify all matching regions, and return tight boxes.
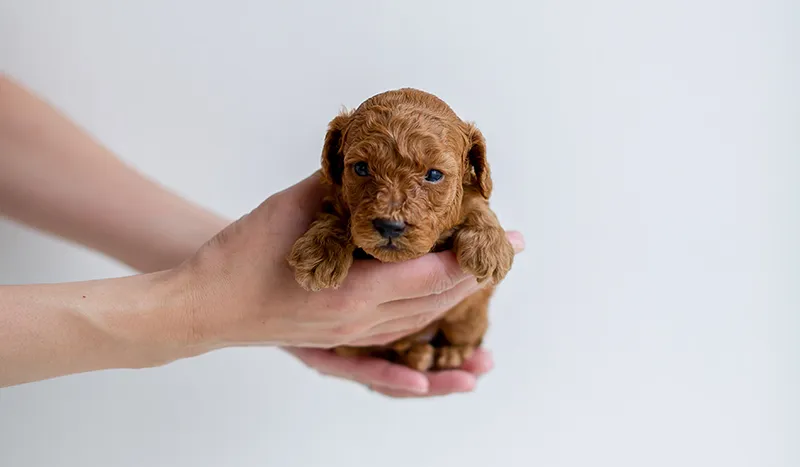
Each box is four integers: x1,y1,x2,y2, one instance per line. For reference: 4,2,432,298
372,218,407,239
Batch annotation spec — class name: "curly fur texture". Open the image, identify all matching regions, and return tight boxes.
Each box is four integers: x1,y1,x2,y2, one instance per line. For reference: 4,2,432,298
288,88,514,371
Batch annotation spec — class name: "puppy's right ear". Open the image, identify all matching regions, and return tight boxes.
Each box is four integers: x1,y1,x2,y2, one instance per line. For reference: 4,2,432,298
463,122,493,199
320,112,352,185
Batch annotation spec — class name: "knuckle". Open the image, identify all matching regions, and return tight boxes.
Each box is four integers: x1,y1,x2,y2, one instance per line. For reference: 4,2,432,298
432,290,455,312
437,281,478,311
424,267,458,296
422,271,446,295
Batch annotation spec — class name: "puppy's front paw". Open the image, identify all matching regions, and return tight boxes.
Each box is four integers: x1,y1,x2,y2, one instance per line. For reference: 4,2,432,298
455,227,514,284
288,235,353,292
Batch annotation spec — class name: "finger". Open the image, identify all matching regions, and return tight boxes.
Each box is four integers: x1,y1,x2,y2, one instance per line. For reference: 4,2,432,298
348,316,439,346
350,231,526,302
350,283,483,346
506,230,526,252
271,171,328,221
353,279,480,344
348,329,421,347
377,276,482,319
371,370,478,398
367,349,494,397
353,279,481,346
287,348,429,394
275,170,325,198
348,249,470,301
460,348,494,376
423,369,478,394
252,172,327,238
370,386,431,398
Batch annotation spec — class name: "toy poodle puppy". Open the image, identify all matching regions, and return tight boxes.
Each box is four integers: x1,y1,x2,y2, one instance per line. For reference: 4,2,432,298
288,88,514,371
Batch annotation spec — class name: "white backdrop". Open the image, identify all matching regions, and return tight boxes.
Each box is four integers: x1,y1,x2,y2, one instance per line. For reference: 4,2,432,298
0,1,797,466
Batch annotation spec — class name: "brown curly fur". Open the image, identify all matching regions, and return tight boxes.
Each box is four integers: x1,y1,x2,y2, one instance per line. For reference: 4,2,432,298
288,88,514,371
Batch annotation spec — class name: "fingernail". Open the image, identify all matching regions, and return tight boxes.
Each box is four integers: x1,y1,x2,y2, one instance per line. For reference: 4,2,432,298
506,231,525,252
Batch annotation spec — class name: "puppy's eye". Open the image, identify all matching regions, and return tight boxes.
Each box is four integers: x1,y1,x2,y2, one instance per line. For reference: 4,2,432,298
425,169,444,183
353,162,370,177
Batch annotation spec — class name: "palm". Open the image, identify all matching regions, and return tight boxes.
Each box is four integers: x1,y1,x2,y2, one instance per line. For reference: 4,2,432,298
286,347,494,398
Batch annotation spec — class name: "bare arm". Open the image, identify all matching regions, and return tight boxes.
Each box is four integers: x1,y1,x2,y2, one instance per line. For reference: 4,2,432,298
0,271,196,387
0,75,229,387
0,74,227,272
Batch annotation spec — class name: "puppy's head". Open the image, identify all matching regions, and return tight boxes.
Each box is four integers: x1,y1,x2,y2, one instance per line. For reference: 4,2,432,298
320,88,492,262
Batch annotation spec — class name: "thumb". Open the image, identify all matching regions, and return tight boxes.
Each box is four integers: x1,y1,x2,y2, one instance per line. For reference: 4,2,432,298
270,171,328,221
349,230,525,301
276,170,326,201
247,171,328,232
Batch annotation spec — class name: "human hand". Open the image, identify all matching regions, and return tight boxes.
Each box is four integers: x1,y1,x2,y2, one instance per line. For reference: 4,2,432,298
178,172,524,349
287,346,495,397
171,172,523,393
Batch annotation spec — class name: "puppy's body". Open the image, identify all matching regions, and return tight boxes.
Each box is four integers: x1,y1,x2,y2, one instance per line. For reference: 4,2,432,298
289,88,513,371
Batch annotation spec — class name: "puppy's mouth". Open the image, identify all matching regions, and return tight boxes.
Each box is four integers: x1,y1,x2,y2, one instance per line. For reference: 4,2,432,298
379,240,400,250
351,220,432,262
354,237,411,262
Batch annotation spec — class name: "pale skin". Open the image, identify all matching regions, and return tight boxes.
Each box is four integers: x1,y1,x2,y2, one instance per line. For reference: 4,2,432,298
0,75,525,395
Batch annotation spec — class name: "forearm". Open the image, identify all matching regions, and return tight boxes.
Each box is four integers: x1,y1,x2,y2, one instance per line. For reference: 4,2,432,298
0,74,227,272
0,271,198,387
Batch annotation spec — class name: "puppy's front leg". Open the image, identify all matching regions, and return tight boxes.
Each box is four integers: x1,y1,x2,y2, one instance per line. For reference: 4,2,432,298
288,212,354,292
454,198,515,285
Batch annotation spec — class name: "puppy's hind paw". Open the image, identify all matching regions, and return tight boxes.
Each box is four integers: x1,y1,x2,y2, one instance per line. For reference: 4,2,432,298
434,345,475,370
402,343,435,372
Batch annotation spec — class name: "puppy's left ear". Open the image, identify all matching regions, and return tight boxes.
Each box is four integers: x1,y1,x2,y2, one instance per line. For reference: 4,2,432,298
320,111,352,185
463,123,493,198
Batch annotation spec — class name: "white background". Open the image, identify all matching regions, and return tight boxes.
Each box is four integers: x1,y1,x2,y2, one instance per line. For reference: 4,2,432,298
0,1,797,466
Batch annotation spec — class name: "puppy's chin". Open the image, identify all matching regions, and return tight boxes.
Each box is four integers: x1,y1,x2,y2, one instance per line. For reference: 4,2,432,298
352,233,433,263
361,244,426,263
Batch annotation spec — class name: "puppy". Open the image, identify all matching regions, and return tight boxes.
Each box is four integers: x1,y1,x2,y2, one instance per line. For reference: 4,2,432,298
288,88,514,371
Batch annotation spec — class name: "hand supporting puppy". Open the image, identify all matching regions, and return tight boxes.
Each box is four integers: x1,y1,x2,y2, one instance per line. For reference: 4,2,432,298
180,173,524,395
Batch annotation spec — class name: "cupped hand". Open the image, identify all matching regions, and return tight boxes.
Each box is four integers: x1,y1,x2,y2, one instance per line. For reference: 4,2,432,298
287,346,495,397
176,172,523,395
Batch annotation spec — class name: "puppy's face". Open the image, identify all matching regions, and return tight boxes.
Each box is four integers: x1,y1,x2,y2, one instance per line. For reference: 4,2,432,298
320,89,492,262
341,130,462,262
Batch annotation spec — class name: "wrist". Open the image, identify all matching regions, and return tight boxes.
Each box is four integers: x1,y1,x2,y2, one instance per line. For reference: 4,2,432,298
0,271,213,387
97,270,215,369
